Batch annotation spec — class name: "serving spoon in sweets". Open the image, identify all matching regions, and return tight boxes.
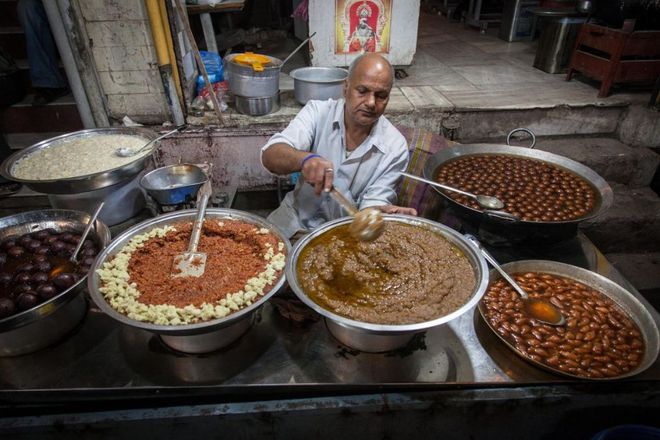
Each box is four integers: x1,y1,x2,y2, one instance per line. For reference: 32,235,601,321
400,171,505,210
69,201,105,263
329,187,384,242
115,124,187,157
465,234,566,326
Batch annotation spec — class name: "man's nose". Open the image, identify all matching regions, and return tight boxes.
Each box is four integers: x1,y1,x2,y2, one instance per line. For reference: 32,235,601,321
365,93,376,108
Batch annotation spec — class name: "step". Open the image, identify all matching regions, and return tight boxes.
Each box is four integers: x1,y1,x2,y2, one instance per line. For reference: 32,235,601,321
0,26,25,59
534,137,660,188
581,184,660,253
0,0,19,28
605,252,660,314
0,93,83,133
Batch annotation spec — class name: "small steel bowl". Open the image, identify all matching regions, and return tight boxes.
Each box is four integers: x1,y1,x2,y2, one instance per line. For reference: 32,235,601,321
87,208,290,354
478,260,660,380
140,164,208,205
0,210,111,356
286,215,489,352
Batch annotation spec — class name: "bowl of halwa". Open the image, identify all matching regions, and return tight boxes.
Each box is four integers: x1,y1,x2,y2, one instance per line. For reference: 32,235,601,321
286,215,489,352
87,208,290,353
0,127,161,194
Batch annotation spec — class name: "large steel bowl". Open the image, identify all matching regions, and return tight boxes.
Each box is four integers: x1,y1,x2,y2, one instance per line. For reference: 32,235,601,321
289,67,348,105
423,144,614,242
478,260,660,380
0,127,159,194
0,210,111,356
286,215,490,352
87,208,290,354
140,164,208,205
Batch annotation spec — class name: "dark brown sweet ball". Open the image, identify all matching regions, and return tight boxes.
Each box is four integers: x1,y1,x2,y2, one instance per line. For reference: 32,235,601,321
0,297,16,318
16,292,39,311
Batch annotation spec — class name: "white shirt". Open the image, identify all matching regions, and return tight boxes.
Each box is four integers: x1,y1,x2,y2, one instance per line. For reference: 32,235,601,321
261,99,409,238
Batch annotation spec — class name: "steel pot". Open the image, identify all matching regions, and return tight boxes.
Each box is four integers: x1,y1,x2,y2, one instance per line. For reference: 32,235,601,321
289,67,348,105
286,215,489,352
234,94,280,116
140,164,208,205
0,127,159,194
224,53,282,99
478,260,659,380
0,209,111,356
87,208,290,354
423,133,613,244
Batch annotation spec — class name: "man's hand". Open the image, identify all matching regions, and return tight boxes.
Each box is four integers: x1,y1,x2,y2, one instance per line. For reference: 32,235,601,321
301,155,335,196
376,204,417,216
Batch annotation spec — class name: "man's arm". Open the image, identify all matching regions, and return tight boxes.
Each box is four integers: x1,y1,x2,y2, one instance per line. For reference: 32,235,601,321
262,142,335,196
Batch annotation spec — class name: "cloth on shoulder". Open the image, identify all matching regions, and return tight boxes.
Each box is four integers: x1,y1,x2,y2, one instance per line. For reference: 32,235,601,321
396,127,451,219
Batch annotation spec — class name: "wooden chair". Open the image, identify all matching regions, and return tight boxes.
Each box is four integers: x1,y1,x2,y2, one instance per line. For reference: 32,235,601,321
566,19,660,97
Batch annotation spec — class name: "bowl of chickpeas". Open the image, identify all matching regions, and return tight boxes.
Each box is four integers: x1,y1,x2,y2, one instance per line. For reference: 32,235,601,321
423,144,613,241
478,260,659,380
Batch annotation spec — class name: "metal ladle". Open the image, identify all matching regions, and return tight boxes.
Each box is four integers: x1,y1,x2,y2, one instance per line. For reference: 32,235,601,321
329,187,384,241
400,171,505,210
465,235,566,326
114,124,187,157
69,201,105,263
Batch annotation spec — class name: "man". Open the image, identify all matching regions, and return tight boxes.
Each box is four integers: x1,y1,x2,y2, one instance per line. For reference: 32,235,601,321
17,0,68,106
261,53,416,239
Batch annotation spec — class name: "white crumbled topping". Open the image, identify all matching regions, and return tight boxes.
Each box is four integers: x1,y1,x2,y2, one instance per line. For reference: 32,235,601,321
12,134,151,180
97,223,285,326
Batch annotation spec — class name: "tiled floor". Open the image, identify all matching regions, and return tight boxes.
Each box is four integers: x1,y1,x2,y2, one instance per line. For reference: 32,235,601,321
199,11,652,127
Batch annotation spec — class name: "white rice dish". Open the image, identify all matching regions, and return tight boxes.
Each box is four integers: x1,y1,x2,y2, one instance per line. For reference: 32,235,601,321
11,134,151,180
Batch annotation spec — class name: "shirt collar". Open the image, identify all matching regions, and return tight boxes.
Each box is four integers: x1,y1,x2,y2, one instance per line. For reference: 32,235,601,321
332,99,387,154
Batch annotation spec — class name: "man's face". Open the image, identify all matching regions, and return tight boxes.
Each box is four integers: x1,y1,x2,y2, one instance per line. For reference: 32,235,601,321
343,62,391,128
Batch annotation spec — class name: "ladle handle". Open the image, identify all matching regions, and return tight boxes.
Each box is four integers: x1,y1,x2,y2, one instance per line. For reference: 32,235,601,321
70,201,105,263
464,234,529,300
400,171,477,200
137,124,187,154
329,187,358,216
281,32,317,68
188,180,211,253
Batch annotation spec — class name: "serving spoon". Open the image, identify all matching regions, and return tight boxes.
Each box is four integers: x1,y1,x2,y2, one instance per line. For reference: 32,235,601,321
400,171,505,210
114,124,187,157
329,187,384,242
465,234,566,326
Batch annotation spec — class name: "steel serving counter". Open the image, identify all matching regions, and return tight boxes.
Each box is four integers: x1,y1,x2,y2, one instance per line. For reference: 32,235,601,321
1,231,659,438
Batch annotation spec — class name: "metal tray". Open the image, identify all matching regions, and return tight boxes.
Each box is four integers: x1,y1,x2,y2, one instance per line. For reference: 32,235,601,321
478,260,660,380
423,143,614,226
0,210,111,356
285,215,490,352
86,209,291,351
0,127,158,194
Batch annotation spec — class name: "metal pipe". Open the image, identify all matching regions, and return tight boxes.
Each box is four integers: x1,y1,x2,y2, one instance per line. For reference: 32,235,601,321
158,0,184,104
42,1,95,128
145,0,185,125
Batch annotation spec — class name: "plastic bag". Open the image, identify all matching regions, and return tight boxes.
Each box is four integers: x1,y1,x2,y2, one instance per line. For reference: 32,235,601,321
193,81,229,113
195,51,224,95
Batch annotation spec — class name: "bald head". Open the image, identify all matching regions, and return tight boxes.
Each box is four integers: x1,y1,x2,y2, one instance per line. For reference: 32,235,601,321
347,53,395,90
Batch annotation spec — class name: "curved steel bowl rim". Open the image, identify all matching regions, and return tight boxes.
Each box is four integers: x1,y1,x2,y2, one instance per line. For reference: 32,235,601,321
139,164,209,192
0,127,159,194
289,67,349,84
0,209,111,332
87,208,291,336
286,215,490,333
422,144,614,225
477,260,660,380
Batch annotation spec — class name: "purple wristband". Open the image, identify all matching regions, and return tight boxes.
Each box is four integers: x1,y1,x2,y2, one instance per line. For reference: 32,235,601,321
300,153,321,169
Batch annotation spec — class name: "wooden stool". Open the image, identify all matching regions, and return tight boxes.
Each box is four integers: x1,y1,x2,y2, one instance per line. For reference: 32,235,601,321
566,19,660,97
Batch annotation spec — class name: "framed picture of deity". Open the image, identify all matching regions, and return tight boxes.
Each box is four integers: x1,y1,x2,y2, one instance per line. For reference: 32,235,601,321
335,0,392,54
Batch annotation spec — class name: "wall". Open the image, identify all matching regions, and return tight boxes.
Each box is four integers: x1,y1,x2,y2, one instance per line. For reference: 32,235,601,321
77,0,169,123
309,0,421,67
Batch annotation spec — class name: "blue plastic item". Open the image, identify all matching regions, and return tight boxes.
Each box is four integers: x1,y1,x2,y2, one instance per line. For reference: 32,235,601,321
195,51,224,94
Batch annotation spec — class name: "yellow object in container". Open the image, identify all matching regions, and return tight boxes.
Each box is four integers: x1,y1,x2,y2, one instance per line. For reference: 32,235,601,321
234,52,271,72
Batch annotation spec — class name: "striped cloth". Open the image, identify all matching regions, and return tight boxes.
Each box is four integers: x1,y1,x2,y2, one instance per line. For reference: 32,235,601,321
396,127,451,219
